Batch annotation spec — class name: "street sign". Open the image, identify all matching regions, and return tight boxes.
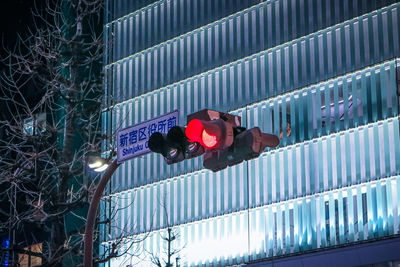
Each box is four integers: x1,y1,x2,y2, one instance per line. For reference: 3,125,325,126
117,110,179,163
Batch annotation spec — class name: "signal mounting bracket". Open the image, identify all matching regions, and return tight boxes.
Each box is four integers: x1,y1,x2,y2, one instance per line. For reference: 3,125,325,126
186,109,241,127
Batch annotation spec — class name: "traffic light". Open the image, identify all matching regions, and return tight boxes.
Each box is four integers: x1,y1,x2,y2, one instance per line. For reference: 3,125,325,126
148,126,204,164
185,110,280,172
148,109,280,172
185,118,234,149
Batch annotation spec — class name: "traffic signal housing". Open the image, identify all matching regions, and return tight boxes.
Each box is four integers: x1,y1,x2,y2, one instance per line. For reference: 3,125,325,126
185,109,280,172
148,109,280,172
148,126,204,164
202,127,279,172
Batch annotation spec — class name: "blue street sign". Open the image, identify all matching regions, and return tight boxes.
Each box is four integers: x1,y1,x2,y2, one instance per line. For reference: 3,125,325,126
117,110,179,163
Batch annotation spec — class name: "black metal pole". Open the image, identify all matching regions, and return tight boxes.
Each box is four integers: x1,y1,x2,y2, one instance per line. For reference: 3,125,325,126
83,159,120,267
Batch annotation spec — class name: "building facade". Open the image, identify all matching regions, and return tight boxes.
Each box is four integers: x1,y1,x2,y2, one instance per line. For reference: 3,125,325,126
101,0,400,266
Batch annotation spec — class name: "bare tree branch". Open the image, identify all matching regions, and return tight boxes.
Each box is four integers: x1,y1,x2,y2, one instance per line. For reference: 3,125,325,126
0,0,137,266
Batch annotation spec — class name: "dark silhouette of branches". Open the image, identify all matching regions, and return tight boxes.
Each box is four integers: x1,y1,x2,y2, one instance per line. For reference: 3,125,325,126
147,195,184,267
0,0,137,266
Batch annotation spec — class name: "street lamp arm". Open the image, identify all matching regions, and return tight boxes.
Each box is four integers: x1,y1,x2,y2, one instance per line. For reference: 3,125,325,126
84,159,120,267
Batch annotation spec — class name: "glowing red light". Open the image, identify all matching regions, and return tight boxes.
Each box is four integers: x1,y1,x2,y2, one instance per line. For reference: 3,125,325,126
201,130,218,148
185,119,204,143
186,119,219,148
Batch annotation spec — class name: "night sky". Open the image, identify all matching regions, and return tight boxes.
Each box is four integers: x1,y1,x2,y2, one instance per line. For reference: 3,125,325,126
0,1,36,61
0,1,46,117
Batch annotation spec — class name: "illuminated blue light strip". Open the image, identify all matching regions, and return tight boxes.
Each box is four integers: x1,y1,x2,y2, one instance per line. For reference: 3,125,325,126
1,239,9,267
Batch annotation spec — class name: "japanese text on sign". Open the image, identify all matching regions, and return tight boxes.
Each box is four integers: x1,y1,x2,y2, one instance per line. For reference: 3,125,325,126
117,110,179,163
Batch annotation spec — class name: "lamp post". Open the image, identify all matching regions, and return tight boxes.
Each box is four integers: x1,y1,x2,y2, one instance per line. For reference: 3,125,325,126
83,159,120,267
87,155,109,172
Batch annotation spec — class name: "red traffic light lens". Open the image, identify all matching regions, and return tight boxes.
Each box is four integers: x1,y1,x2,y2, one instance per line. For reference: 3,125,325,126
185,119,204,143
201,129,218,148
186,119,219,148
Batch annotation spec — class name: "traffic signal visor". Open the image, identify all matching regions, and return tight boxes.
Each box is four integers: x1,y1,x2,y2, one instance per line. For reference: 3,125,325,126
201,129,217,148
148,126,204,164
185,119,233,149
167,126,204,158
148,131,185,164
